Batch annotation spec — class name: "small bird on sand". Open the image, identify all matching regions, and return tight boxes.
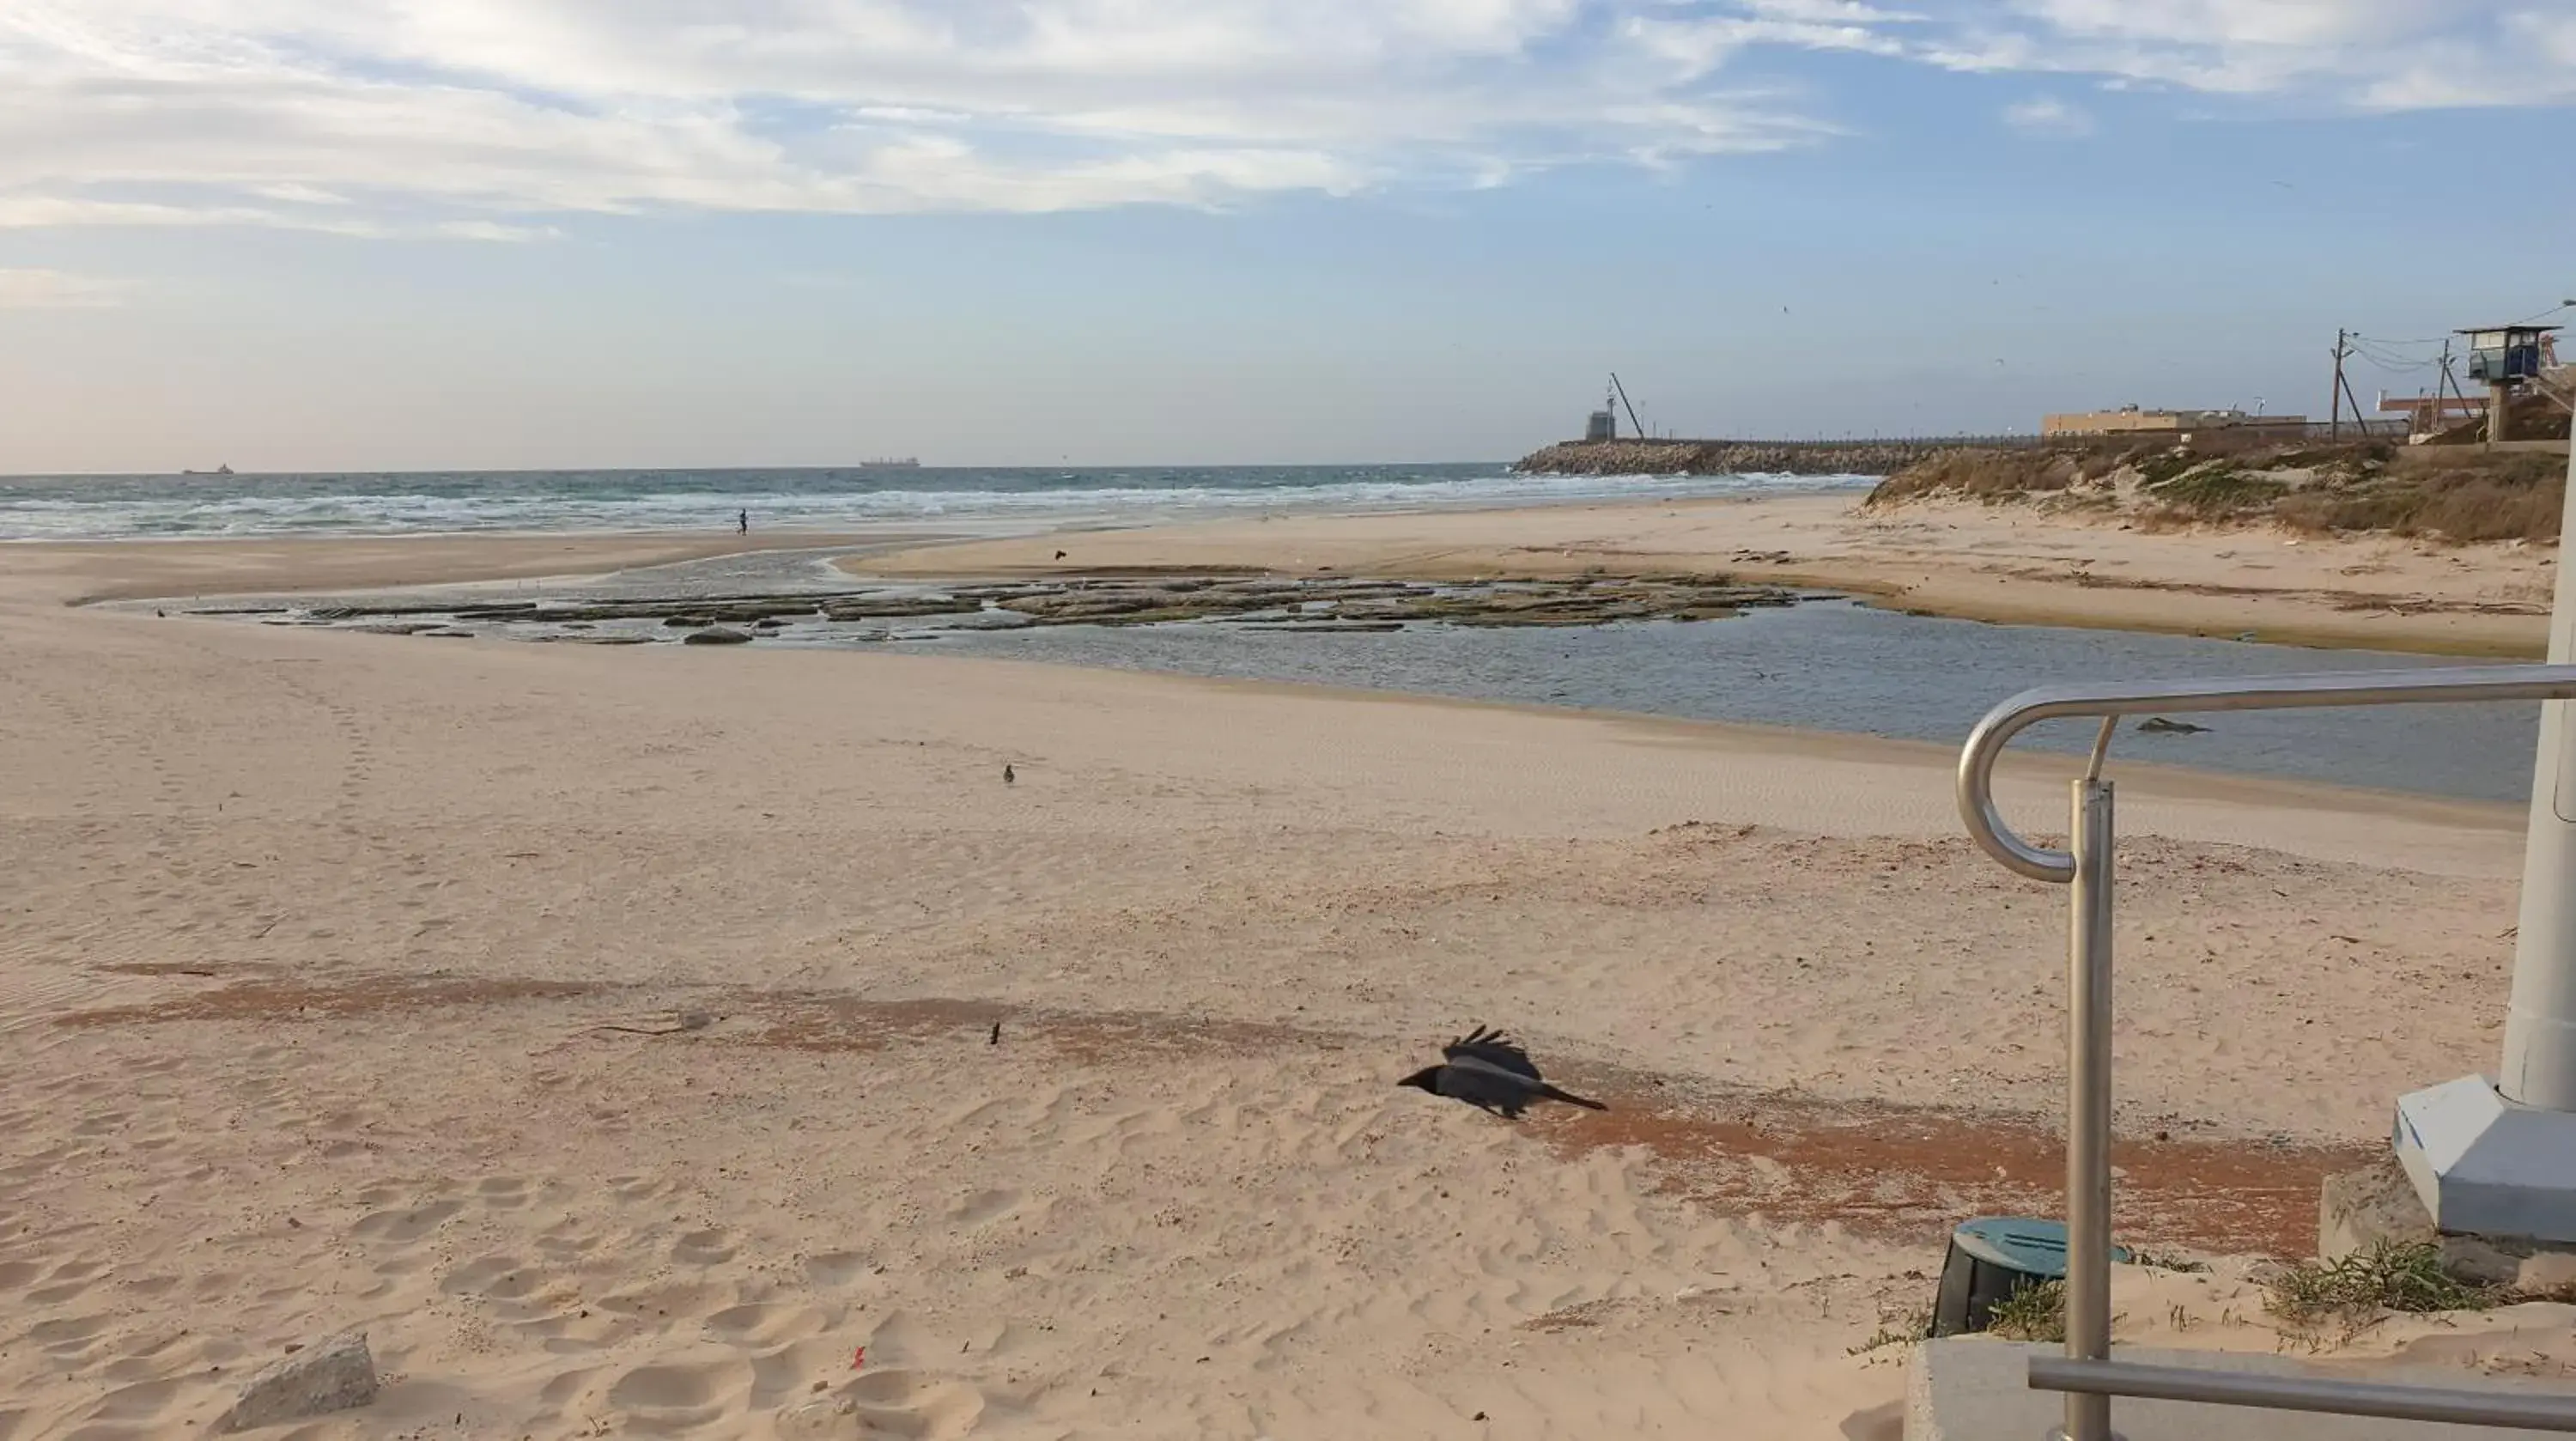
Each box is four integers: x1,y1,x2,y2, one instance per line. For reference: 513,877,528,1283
1054,550,1068,560
1003,763,1016,783
1400,1026,1605,1119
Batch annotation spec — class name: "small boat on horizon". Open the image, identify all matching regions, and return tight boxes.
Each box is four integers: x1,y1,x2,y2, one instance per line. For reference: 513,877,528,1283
855,457,920,469
180,464,234,477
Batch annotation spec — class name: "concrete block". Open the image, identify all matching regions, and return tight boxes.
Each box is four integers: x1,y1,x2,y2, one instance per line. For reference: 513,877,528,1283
2395,1074,2576,1245
2320,1155,2436,1262
1906,1339,2576,1441
2329,1150,2576,1290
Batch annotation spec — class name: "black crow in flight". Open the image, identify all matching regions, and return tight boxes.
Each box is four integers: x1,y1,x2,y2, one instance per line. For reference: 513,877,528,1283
1400,1026,1605,1119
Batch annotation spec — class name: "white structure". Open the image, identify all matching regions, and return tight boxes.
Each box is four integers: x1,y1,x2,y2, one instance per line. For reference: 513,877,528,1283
2396,442,2576,1243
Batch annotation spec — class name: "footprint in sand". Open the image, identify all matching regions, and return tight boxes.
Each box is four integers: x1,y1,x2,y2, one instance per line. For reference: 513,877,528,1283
604,1355,754,1435
535,1218,602,1260
946,1189,1020,1226
705,1301,831,1347
801,1250,872,1288
597,1277,732,1322
440,1254,548,1301
793,1370,987,1440
670,1226,738,1266
606,1174,675,1204
748,1334,853,1409
350,1196,466,1243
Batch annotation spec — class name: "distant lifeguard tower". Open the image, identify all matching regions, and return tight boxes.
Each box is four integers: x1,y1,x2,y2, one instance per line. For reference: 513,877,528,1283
2459,322,2561,444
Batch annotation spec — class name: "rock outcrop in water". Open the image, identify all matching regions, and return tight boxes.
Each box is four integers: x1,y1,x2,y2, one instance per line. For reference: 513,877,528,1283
234,575,1820,642
1516,439,1992,477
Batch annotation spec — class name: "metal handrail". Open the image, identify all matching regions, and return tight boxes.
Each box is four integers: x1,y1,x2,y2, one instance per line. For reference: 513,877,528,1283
2032,1358,2576,1432
1959,666,2576,883
1955,665,2576,1441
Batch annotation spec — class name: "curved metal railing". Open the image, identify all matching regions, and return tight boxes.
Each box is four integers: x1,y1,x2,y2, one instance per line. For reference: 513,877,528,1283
1959,665,2576,883
1956,664,2576,1440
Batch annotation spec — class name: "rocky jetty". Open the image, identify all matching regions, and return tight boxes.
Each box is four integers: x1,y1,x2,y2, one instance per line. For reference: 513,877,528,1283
1516,438,1992,477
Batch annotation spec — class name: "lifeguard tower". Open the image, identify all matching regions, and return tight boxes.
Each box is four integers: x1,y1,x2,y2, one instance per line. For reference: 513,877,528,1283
2458,323,2561,444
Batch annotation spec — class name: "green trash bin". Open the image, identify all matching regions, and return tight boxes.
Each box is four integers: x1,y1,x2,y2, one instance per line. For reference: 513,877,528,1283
1930,1216,2130,1338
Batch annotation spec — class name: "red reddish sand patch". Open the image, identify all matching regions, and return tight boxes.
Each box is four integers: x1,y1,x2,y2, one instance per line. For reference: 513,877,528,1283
1543,1083,2363,1256
61,976,2360,1256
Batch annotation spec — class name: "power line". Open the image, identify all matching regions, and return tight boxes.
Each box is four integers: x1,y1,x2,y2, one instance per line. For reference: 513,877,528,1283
2348,340,2451,370
2349,344,2440,372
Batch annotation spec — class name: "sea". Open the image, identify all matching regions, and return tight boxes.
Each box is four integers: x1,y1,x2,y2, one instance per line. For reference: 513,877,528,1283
15,465,2537,805
0,464,1865,541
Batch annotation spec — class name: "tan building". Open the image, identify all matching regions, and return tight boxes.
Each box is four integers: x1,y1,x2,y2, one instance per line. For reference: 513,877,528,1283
2043,404,2308,437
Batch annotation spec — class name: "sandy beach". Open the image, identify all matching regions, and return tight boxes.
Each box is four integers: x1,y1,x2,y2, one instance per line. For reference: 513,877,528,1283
857,492,2560,657
3,529,2566,1438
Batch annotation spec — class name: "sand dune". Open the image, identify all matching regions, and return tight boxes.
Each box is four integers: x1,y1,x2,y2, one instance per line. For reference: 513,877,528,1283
0,538,2563,1438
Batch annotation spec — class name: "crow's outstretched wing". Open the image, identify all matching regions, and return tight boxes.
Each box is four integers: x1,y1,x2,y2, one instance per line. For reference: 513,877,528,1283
1443,1025,1540,1080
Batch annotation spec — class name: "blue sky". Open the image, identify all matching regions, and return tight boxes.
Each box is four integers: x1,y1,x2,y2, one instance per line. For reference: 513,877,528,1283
2,1,2572,471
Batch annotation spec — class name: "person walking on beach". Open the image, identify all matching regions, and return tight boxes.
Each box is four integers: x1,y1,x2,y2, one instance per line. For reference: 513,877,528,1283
737,508,749,535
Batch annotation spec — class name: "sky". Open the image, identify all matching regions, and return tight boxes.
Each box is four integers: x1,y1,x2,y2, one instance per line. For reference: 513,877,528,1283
3,0,2573,471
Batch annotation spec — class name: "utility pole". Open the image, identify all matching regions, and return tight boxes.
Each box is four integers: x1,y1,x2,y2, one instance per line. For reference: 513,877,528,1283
2436,338,2453,409
2329,328,2352,439
2434,339,2460,438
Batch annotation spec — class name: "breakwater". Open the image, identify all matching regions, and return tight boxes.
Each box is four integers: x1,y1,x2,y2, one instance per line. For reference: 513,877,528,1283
1516,436,2043,477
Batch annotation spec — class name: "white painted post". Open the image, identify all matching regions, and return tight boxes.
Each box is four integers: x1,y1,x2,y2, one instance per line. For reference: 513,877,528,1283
2506,442,2576,1111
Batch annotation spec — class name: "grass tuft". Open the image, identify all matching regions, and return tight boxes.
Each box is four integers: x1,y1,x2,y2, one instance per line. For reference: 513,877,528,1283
2265,1240,2493,1341
2141,466,2289,522
1986,1279,2067,1343
1849,1304,1934,1355
1864,449,2085,507
2274,453,2563,543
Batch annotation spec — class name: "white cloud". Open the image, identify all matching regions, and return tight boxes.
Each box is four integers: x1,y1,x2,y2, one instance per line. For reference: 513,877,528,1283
434,220,563,242
2003,94,2093,135
0,1,1825,231
0,2,2568,235
1940,2,2576,104
0,196,392,235
0,268,131,308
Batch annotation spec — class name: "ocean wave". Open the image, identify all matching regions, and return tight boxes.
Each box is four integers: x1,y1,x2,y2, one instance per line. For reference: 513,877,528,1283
0,465,1873,541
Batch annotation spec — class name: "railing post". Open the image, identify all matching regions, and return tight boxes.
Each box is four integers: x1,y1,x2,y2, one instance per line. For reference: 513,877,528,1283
2060,776,2117,1441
